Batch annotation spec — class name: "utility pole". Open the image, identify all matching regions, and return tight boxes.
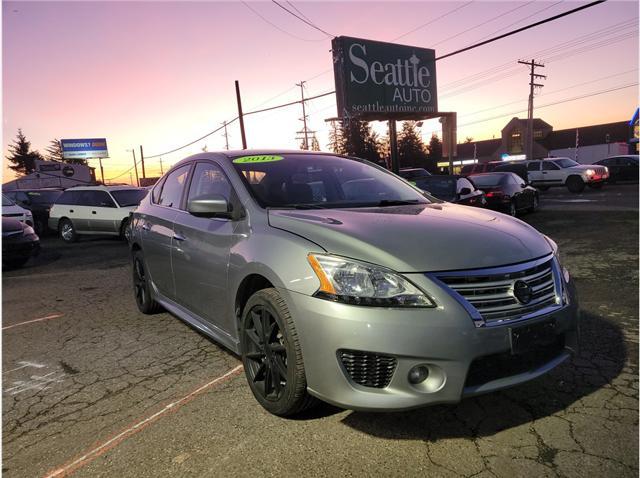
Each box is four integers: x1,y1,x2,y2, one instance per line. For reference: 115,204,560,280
235,80,247,149
159,157,164,176
296,81,315,150
139,145,146,179
128,149,139,186
222,121,229,150
518,59,545,161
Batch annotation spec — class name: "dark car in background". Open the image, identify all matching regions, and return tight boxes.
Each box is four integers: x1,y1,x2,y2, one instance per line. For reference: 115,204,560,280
492,162,530,184
2,217,40,268
398,167,431,181
4,188,63,235
411,175,486,208
594,155,638,183
469,172,538,217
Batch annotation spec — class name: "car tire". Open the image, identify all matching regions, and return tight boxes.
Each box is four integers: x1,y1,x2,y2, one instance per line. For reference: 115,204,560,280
508,200,517,217
59,218,78,243
529,194,539,213
240,288,317,416
567,176,585,193
132,249,163,314
588,182,603,189
120,218,132,242
34,218,45,236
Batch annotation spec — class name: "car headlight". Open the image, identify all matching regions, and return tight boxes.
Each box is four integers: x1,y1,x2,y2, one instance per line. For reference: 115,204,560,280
585,169,595,176
23,225,35,236
543,234,570,284
307,253,435,307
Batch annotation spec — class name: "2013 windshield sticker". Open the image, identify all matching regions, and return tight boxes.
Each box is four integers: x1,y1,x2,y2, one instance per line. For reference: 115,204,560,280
233,155,283,164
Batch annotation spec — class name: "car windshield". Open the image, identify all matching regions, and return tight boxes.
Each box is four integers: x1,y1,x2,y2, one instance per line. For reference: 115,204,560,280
110,189,148,207
26,190,63,204
231,154,431,208
555,158,580,168
2,194,15,206
468,174,504,187
412,177,456,201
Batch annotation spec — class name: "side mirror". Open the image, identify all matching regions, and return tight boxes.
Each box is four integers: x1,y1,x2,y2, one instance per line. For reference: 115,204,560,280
187,194,231,218
520,183,526,188
459,187,471,196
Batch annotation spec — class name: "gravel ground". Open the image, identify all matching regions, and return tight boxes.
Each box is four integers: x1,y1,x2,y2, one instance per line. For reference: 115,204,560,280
3,184,638,478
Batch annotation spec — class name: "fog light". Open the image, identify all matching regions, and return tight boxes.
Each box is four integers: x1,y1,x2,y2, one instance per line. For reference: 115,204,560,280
408,365,429,384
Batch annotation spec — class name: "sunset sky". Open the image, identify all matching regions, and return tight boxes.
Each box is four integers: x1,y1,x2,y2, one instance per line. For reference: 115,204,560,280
3,0,638,183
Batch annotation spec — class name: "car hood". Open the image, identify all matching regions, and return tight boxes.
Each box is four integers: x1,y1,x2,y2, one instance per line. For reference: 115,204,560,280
268,203,552,272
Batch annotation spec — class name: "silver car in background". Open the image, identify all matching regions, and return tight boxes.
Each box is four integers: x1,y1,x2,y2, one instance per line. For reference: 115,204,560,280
129,151,579,416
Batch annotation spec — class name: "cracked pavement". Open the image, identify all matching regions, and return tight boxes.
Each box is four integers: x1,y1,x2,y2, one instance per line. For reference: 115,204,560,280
3,187,638,477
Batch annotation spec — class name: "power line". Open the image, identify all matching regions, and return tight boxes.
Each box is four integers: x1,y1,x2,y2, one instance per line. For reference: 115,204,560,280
430,1,537,48
271,0,333,38
240,1,325,42
286,1,316,26
392,1,475,41
435,0,607,61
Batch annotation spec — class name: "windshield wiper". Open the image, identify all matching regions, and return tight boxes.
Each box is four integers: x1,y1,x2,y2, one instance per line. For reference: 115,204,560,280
273,204,329,210
375,199,423,207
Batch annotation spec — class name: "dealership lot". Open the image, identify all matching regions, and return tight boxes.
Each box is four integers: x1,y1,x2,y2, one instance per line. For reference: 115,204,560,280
3,186,638,477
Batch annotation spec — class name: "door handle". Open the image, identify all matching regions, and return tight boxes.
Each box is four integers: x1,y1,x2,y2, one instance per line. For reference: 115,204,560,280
173,233,186,242
92,211,97,214
69,209,74,213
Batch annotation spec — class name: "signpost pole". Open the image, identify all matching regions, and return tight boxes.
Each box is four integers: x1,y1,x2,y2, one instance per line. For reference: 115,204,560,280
235,80,248,149
139,145,146,179
389,120,399,174
98,158,105,184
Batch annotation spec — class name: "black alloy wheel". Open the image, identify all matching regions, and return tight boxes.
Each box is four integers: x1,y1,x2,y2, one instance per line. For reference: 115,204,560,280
240,288,317,416
244,305,288,402
132,250,162,314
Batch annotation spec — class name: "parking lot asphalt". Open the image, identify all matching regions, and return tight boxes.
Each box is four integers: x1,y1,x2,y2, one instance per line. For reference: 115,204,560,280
3,184,638,477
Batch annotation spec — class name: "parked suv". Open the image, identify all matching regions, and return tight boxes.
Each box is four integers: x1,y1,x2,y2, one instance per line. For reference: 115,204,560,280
526,157,608,192
129,151,578,417
4,188,63,235
49,186,147,243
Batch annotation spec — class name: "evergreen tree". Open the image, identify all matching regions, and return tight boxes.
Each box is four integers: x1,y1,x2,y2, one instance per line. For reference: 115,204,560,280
464,136,474,143
310,135,321,152
340,118,381,163
397,121,428,169
6,129,43,175
427,134,443,173
328,120,344,155
45,139,64,162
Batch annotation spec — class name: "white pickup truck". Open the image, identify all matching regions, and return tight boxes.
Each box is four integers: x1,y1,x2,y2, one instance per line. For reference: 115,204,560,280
526,158,609,193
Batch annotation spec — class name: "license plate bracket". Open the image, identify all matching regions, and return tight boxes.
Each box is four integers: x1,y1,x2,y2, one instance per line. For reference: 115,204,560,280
509,319,557,355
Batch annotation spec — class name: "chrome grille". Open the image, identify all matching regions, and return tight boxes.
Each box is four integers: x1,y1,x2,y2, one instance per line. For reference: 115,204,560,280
437,259,559,324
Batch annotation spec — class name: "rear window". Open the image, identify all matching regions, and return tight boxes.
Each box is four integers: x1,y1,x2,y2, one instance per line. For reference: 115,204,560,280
2,194,15,206
468,174,505,187
110,189,148,207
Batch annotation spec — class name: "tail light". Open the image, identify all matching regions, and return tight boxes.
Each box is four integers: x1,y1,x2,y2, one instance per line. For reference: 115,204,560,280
485,191,503,198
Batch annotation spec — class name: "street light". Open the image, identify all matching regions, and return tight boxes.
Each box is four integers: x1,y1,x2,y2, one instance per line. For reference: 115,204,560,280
127,149,140,187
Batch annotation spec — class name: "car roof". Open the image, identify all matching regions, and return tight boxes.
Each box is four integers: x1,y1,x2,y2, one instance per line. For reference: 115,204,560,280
66,185,144,191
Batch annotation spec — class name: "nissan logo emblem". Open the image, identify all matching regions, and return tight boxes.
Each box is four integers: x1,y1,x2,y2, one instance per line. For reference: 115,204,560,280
513,280,533,304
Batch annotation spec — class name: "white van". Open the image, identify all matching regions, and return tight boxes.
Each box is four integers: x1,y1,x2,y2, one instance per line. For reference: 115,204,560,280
48,186,148,243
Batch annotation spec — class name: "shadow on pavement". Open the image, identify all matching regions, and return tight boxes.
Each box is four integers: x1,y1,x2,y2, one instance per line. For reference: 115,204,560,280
339,310,626,439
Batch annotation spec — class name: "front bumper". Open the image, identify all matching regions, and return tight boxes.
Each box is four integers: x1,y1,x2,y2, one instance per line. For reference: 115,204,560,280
280,271,578,412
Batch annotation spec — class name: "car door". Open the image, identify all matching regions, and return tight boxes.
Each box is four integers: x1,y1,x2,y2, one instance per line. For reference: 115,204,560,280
527,161,542,184
140,165,191,299
171,161,238,335
67,190,93,232
541,161,562,185
510,173,531,209
86,190,119,233
622,158,638,181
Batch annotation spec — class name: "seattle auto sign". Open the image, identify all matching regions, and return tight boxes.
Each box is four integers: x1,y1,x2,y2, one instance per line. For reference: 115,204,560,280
332,36,438,120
